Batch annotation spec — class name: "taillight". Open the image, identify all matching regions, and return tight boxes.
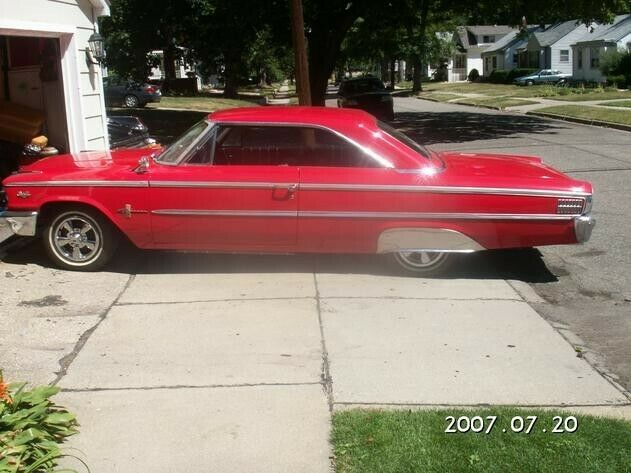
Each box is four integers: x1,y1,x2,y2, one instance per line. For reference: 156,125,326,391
557,198,585,214
145,86,157,93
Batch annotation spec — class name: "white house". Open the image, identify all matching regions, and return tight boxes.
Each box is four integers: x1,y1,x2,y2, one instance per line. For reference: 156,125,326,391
519,20,592,74
572,14,631,83
0,0,110,153
481,27,543,77
449,25,516,81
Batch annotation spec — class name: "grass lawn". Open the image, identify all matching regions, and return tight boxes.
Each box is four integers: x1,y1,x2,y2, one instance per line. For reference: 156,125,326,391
417,92,463,102
599,100,631,108
549,90,631,102
532,105,631,126
332,408,631,473
455,97,539,109
147,95,260,112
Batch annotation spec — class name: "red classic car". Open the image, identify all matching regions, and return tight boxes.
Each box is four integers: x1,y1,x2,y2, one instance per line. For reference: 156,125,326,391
0,106,594,274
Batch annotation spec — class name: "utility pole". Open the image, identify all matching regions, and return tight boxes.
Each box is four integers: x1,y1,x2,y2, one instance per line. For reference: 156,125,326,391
289,0,311,105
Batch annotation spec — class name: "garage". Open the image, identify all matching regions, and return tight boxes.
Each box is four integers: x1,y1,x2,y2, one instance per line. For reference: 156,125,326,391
0,0,110,178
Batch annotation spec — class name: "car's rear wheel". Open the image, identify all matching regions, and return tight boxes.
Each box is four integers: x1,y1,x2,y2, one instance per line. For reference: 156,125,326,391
389,250,454,276
44,208,118,271
526,80,534,86
123,94,140,108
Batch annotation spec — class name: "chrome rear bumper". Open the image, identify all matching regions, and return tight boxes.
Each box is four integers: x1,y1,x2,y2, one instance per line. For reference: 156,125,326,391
574,213,595,243
0,211,38,244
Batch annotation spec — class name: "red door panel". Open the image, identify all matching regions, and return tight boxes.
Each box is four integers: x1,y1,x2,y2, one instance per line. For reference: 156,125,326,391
148,164,298,251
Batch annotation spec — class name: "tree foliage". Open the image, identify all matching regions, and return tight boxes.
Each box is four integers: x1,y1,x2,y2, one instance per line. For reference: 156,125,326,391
101,0,631,100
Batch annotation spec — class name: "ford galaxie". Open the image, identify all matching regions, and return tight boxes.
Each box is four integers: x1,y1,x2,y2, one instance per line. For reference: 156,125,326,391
0,107,595,274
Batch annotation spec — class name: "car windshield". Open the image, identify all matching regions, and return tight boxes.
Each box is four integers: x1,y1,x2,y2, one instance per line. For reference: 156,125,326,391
377,121,430,161
343,78,386,94
155,120,210,164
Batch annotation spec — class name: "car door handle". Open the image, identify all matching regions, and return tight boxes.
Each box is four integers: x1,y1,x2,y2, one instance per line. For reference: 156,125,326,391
272,184,297,200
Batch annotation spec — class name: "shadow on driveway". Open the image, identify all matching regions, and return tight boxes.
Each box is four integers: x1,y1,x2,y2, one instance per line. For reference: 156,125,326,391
393,111,569,146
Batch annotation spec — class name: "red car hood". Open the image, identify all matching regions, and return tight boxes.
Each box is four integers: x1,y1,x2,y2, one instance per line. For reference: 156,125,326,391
437,151,592,194
5,149,152,184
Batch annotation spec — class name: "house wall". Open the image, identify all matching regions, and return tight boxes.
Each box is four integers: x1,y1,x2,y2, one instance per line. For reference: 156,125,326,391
0,0,109,152
549,25,591,74
572,42,622,82
467,50,483,76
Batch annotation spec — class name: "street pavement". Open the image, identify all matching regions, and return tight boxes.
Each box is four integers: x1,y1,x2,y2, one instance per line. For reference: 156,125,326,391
1,97,631,471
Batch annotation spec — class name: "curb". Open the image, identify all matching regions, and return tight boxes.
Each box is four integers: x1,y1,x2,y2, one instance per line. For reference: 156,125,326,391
526,111,631,132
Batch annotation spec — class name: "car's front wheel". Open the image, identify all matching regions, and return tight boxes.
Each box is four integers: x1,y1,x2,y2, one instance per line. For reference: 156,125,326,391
43,208,118,271
389,250,454,276
526,80,534,86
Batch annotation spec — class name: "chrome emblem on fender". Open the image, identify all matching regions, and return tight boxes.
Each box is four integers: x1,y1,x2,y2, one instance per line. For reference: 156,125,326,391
16,191,31,199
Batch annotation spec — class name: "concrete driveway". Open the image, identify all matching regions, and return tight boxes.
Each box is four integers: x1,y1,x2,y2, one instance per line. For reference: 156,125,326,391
1,247,628,472
2,96,631,471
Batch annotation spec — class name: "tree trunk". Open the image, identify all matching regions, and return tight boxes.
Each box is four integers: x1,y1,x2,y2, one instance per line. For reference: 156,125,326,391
389,58,396,90
163,45,177,81
412,55,422,93
412,0,430,94
223,60,240,98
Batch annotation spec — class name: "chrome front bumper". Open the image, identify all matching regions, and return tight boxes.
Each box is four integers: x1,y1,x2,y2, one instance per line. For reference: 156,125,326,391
0,211,38,244
574,213,595,243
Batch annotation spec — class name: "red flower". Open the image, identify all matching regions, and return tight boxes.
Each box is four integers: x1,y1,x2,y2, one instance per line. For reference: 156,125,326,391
0,371,12,405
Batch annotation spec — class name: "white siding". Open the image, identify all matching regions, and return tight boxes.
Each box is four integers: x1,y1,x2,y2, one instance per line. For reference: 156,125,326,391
0,0,109,152
549,25,592,74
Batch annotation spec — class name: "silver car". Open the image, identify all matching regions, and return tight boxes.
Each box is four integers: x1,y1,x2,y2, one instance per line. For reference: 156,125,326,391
514,69,571,86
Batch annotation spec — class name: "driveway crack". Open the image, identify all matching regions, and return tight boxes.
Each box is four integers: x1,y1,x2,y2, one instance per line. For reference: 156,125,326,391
313,273,333,412
52,274,136,385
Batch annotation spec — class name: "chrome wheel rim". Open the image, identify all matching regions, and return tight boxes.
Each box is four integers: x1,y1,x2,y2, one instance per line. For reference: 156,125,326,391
124,95,137,107
397,251,447,269
52,215,101,264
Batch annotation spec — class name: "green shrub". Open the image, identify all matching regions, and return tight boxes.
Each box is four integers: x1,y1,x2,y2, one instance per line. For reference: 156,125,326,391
507,68,538,82
607,75,627,88
488,70,510,83
467,68,480,82
0,371,79,472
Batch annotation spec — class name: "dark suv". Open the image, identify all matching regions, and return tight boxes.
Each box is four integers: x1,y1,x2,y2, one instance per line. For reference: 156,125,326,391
337,77,394,121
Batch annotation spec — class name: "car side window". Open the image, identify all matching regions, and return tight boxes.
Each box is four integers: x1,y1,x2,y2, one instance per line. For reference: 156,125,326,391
211,125,380,168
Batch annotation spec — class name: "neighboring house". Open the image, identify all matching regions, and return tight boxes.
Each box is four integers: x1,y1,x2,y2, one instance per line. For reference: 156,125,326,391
149,48,197,81
449,25,516,81
518,20,592,74
0,0,111,152
572,14,631,83
481,27,543,77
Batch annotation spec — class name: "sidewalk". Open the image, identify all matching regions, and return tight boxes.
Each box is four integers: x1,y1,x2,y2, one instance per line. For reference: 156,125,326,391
52,267,629,472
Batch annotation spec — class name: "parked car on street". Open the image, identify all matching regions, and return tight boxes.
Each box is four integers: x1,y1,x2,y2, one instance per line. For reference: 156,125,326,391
514,69,571,86
103,76,161,108
337,77,394,120
0,107,594,274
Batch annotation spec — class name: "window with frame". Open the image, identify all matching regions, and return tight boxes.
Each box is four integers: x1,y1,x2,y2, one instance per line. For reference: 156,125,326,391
512,53,518,64
492,56,497,68
454,54,466,69
482,35,495,43
205,125,380,168
590,47,600,68
560,49,569,63
577,48,583,68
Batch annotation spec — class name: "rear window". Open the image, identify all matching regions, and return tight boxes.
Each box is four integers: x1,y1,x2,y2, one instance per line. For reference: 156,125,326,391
341,78,386,95
377,121,430,160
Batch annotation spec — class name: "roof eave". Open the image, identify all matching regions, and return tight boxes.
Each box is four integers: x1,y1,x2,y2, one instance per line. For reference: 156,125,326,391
89,0,110,17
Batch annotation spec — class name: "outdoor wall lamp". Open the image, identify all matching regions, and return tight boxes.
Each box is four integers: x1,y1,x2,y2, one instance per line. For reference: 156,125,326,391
86,32,105,66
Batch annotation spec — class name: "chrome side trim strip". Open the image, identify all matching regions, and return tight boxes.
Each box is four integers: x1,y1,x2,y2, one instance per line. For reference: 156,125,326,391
299,183,590,198
152,210,297,217
299,211,576,220
377,228,485,253
4,180,149,188
151,209,576,220
150,181,296,189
